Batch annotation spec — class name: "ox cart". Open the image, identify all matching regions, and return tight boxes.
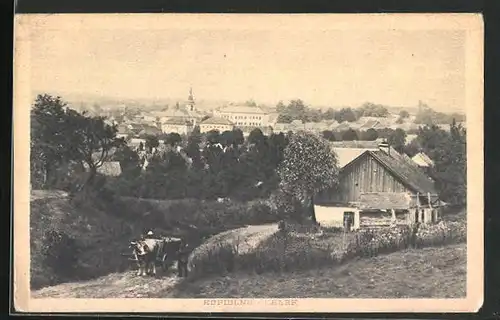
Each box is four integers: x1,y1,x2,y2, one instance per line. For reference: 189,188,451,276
122,236,183,273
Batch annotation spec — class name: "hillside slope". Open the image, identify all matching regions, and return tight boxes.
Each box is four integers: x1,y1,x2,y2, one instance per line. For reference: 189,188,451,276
32,224,278,298
32,243,466,299
168,243,467,299
30,190,144,289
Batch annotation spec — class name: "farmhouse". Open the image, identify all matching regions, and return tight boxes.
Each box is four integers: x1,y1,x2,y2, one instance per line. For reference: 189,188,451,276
314,141,442,230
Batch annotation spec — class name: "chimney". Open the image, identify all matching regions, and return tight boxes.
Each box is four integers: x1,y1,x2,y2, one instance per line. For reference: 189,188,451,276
378,140,390,155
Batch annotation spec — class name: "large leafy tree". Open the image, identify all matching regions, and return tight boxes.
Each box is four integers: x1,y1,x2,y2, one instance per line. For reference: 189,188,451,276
322,130,336,141
387,128,407,153
63,108,123,190
31,94,122,190
341,128,358,141
362,128,379,141
277,131,339,223
334,107,358,123
164,132,182,147
433,121,466,206
30,94,71,188
414,122,466,207
144,134,160,151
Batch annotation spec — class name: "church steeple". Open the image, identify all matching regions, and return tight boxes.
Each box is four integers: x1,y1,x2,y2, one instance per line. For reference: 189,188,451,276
187,87,195,112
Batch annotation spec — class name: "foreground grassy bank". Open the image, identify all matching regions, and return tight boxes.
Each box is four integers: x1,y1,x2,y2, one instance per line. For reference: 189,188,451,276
30,190,278,290
167,243,466,299
32,243,466,299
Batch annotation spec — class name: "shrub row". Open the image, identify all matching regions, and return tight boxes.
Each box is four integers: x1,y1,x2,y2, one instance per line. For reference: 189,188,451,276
187,220,467,280
109,196,279,237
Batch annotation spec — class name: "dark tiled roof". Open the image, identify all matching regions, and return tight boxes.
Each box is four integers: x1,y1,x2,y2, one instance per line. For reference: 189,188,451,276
369,150,437,195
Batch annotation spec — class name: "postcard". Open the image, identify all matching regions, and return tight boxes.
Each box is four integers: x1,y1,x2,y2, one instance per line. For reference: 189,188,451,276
13,13,483,313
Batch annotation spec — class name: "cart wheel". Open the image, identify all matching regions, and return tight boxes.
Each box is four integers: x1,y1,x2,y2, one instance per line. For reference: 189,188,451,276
161,254,169,271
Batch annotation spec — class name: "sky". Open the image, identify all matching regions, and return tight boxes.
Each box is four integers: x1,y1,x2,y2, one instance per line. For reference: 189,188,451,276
28,17,466,112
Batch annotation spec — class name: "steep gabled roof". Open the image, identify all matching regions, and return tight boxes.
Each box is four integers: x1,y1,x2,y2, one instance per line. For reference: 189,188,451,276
333,148,377,168
369,150,437,195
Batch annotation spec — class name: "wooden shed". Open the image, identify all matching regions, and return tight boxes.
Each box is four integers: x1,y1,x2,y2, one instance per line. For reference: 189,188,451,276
315,142,443,229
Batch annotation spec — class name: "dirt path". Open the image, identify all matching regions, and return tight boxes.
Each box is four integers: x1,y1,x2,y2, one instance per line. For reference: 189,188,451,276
32,224,278,298
32,270,183,298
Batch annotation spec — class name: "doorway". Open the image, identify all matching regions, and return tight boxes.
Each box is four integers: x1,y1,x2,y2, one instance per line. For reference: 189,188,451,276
343,212,355,231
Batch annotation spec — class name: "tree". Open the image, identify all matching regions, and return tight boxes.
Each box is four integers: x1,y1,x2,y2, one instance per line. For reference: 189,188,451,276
387,128,407,153
433,121,466,206
334,108,358,123
164,132,182,147
322,130,336,141
144,135,159,151
277,131,339,223
245,99,257,107
205,130,220,145
362,128,379,141
341,128,359,141
322,108,336,121
113,144,140,177
247,128,266,146
276,101,286,113
276,99,309,123
30,94,72,188
357,102,390,117
399,110,410,118
403,139,421,157
232,128,245,146
63,108,123,190
220,130,236,147
185,126,203,169
413,122,466,207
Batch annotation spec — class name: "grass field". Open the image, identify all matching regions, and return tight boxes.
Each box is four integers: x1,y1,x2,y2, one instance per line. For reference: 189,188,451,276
165,243,466,299
32,243,466,299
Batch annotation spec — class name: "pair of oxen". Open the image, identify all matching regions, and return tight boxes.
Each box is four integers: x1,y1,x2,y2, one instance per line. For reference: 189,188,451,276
129,236,190,277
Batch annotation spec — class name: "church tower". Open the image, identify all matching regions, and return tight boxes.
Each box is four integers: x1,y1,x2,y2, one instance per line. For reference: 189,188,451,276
186,87,196,112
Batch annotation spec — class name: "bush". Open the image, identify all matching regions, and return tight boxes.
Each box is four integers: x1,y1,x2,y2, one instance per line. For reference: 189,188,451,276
41,230,81,278
115,197,279,233
30,195,144,290
185,220,467,281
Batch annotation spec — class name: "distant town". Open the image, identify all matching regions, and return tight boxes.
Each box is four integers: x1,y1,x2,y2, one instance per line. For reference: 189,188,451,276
56,88,466,150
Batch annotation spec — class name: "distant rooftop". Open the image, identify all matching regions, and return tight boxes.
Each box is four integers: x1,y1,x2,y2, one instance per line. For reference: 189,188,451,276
163,118,193,126
218,105,269,114
200,116,235,126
